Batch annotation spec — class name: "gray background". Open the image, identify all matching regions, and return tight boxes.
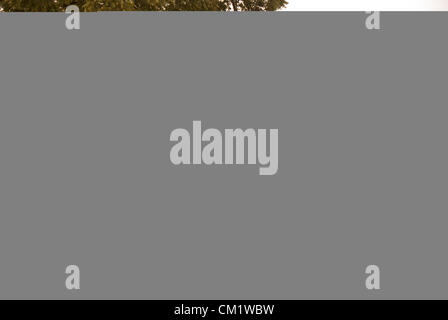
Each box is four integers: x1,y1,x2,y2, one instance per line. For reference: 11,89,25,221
0,12,447,299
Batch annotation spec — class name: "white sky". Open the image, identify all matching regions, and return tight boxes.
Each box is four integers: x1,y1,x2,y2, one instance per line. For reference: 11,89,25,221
284,0,448,11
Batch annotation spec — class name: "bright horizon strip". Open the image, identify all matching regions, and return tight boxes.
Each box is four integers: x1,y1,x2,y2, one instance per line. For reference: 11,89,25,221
283,0,448,11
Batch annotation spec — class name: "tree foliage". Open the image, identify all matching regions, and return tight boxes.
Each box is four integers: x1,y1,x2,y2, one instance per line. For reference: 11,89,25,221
0,0,287,11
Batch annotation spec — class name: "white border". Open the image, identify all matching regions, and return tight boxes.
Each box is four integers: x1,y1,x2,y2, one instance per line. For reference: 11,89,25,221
283,0,448,11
